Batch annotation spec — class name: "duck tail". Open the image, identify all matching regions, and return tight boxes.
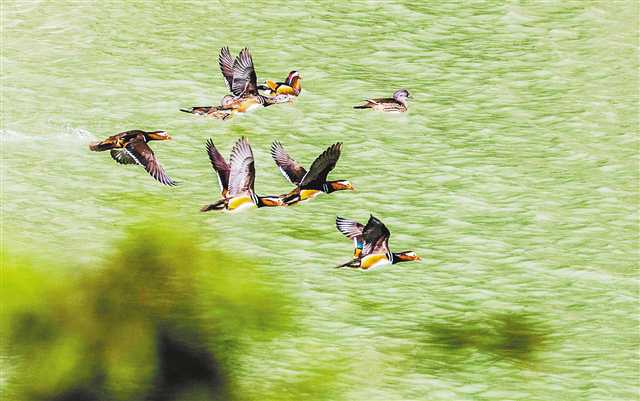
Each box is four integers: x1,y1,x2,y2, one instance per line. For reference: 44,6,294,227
89,141,111,152
200,199,226,212
353,104,370,109
335,258,359,269
281,192,300,206
180,108,193,113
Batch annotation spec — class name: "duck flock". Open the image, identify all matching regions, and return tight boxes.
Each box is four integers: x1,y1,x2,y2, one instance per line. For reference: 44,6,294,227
89,47,420,270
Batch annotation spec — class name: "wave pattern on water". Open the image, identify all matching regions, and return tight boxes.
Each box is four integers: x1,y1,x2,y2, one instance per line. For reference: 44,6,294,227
2,1,638,400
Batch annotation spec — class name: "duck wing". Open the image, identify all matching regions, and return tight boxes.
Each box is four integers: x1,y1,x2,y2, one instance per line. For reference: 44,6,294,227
227,137,255,197
270,141,307,185
362,215,391,257
368,97,395,104
205,138,230,193
124,136,176,186
231,48,258,97
336,216,365,257
299,142,342,188
218,46,235,92
335,216,364,240
110,149,138,165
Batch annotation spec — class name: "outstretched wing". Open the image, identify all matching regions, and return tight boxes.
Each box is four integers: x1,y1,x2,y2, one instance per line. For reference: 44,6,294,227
110,149,137,165
335,216,364,240
124,137,176,186
362,215,391,257
270,141,307,185
227,137,255,196
231,48,258,97
218,46,235,91
299,142,342,188
336,216,365,257
205,138,230,193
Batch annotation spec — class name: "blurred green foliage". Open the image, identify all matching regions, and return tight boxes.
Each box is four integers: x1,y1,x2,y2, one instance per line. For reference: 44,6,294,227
1,225,292,401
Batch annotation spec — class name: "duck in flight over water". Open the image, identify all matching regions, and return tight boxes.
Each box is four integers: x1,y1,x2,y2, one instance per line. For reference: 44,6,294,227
89,130,176,186
270,141,354,206
201,137,285,212
335,215,421,270
181,47,290,119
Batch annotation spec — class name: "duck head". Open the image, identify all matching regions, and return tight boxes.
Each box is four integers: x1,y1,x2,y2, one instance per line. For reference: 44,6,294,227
286,71,302,85
327,180,355,193
392,251,421,263
393,89,410,104
146,130,172,141
286,71,302,94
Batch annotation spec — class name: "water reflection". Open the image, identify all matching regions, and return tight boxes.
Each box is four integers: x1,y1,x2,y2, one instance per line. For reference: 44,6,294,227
419,312,550,372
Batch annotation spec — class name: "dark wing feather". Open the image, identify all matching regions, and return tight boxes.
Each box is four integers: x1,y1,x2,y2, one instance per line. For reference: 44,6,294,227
299,143,342,188
335,216,364,240
218,46,235,91
227,137,255,196
355,97,399,109
270,141,307,185
362,215,391,257
205,138,230,193
110,149,137,165
369,97,396,104
231,48,258,97
124,137,176,186
336,216,365,257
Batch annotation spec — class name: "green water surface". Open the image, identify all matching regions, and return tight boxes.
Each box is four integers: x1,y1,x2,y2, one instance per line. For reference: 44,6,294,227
2,1,638,400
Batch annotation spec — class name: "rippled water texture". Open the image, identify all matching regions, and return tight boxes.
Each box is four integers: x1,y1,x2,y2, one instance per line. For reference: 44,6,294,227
2,1,638,400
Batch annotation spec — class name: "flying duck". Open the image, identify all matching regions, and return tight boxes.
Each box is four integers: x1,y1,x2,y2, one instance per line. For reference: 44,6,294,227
181,47,289,119
89,130,176,186
259,71,303,96
201,137,284,212
336,216,364,258
354,89,410,112
270,141,354,206
336,215,421,270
